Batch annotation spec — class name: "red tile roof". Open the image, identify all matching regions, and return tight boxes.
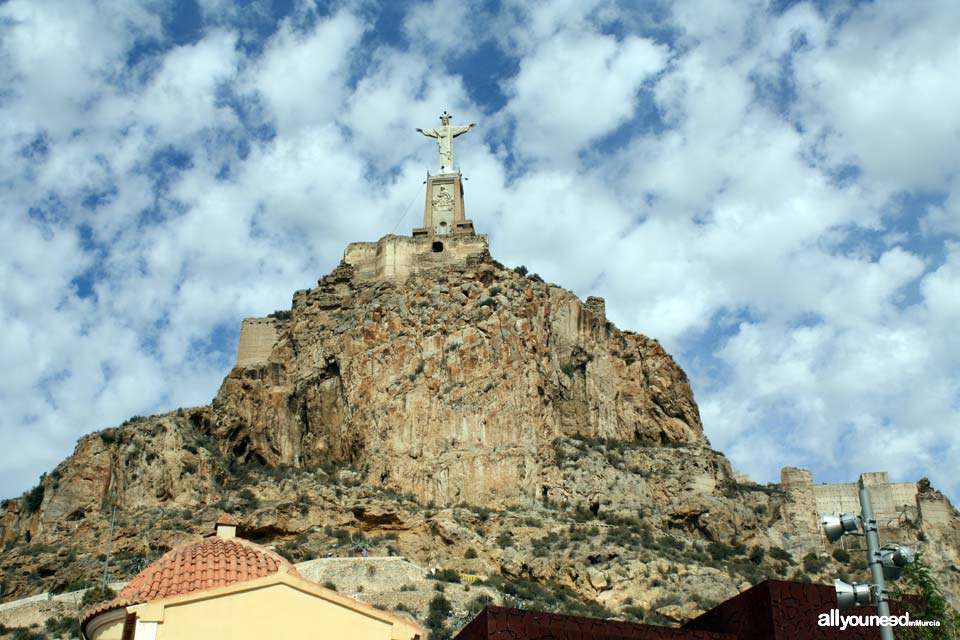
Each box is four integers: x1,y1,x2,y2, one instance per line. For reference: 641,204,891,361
116,535,300,604
215,513,239,526
81,596,139,624
81,526,301,633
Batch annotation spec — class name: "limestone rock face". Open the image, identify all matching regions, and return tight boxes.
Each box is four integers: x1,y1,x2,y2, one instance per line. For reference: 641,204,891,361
211,254,705,506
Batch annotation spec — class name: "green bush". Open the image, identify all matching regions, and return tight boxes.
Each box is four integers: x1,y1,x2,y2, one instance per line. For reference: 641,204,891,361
431,568,460,583
467,593,494,614
891,550,960,639
45,616,80,637
81,584,116,607
238,488,259,509
426,594,452,640
623,605,647,621
464,547,478,559
831,548,851,563
707,542,734,561
22,480,45,514
769,547,793,563
802,552,828,574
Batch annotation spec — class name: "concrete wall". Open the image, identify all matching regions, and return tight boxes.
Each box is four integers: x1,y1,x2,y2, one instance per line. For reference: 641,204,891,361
343,234,488,283
236,318,279,367
294,557,427,593
0,592,49,613
0,581,127,613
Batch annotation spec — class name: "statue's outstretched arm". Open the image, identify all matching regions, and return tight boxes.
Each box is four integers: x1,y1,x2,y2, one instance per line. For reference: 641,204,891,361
417,128,439,138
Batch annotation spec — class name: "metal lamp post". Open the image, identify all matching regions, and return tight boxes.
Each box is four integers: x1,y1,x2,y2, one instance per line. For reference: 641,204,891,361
821,483,915,640
859,488,894,640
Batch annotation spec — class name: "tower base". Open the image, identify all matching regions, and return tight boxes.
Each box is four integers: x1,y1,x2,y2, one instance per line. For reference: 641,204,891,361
413,173,474,237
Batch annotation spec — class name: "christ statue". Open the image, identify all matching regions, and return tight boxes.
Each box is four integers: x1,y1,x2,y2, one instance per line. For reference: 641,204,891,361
417,111,475,173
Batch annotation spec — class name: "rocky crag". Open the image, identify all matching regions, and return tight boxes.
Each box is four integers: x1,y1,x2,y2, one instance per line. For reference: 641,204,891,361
1,242,958,633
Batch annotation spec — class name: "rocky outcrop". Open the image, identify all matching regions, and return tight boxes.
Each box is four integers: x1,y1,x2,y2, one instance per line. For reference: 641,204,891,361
211,253,704,506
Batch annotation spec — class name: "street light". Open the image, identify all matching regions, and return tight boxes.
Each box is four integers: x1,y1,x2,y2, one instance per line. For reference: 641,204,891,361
834,579,873,611
880,543,915,581
821,513,859,543
821,483,915,640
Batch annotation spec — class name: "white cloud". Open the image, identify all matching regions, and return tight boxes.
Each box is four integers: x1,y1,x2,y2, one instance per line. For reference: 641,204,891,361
245,9,366,136
133,30,241,139
504,28,667,164
0,0,163,134
793,1,960,189
500,0,615,53
403,0,476,56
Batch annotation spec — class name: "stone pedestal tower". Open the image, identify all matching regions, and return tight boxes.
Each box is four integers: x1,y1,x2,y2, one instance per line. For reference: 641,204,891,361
413,173,475,238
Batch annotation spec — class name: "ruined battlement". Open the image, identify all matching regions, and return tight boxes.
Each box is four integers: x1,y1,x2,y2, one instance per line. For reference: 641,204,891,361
343,233,488,282
780,467,920,530
236,317,279,367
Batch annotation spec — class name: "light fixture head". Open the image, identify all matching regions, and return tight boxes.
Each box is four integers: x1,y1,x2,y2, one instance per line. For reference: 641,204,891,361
834,579,872,612
822,513,859,543
880,543,915,580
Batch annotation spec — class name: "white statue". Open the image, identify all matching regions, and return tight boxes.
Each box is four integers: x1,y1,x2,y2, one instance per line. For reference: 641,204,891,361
417,111,475,173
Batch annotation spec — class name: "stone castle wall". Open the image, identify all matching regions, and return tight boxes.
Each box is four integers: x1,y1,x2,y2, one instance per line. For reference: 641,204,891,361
343,234,488,282
780,468,920,532
236,318,279,367
918,491,953,526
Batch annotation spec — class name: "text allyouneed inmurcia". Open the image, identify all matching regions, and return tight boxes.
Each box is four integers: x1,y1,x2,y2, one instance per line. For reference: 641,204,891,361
818,610,941,630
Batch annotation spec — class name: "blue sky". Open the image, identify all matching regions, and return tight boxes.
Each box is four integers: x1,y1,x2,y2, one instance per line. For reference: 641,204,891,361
1,0,958,504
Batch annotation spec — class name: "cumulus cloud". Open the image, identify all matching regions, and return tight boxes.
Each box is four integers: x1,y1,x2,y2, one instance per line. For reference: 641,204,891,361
403,0,477,56
793,1,960,190
0,0,957,507
245,9,366,136
504,28,667,164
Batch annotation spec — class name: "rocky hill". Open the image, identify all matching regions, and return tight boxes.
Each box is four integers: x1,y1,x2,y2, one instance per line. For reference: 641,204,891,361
1,239,958,633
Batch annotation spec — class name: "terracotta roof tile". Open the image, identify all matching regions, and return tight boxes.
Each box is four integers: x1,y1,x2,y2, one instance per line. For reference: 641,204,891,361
115,535,299,605
215,513,239,526
81,596,138,624
81,524,300,632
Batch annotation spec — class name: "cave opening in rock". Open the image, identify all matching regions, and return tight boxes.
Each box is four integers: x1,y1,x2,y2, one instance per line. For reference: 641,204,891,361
432,241,444,252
